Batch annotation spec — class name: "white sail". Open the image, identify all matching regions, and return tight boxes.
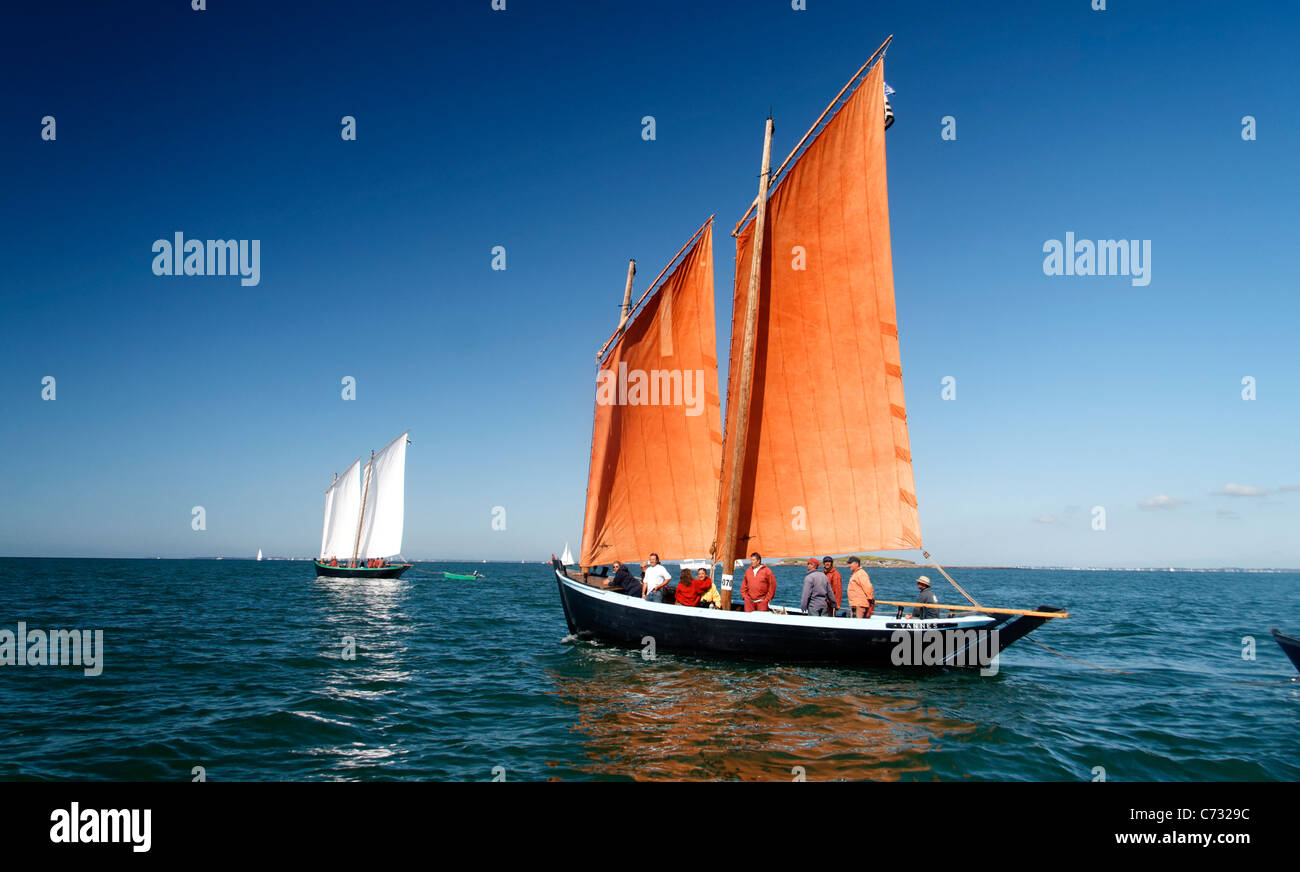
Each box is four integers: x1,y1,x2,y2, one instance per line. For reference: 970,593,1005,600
357,431,409,559
319,481,336,558
257,549,263,561
321,458,363,560
561,543,574,566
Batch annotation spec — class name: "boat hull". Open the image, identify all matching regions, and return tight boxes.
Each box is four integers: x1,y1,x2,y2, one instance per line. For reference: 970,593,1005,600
314,561,411,579
554,560,1060,668
1272,628,1300,673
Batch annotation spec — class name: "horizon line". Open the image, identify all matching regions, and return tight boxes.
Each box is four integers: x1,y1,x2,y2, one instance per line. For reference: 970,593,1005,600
2,555,1297,572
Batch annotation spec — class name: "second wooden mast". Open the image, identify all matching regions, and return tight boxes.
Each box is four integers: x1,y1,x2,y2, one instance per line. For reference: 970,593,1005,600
715,116,774,610
352,449,374,566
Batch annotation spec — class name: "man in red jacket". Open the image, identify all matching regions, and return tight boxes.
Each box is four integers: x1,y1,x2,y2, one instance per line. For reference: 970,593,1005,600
741,552,776,612
822,556,842,617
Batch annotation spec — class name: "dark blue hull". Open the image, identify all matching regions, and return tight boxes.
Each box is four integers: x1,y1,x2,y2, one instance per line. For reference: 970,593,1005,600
1272,628,1300,673
314,561,411,579
553,560,1061,668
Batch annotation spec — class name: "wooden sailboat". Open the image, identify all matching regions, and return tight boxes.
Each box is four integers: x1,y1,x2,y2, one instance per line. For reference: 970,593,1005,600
315,431,413,579
554,39,1067,667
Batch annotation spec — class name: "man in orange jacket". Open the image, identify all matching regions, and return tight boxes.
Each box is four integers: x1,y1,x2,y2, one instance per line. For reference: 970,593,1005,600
846,556,875,618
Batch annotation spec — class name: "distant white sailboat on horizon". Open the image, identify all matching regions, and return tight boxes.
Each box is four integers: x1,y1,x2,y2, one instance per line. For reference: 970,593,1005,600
257,549,263,561
561,543,574,566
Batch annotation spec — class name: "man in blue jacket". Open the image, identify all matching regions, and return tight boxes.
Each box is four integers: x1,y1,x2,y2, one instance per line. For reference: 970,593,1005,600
608,561,642,598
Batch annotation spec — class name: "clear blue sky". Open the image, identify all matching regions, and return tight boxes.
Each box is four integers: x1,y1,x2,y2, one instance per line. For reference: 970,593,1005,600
2,0,1297,566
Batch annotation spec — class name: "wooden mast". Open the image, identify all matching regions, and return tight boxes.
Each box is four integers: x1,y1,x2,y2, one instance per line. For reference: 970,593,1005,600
616,259,636,335
716,116,774,610
352,449,374,566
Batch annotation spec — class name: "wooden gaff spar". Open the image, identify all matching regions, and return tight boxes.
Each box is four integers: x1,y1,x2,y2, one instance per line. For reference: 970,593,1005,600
556,39,1067,667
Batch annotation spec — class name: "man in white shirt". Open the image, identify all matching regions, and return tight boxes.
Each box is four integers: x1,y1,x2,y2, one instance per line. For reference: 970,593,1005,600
641,553,673,603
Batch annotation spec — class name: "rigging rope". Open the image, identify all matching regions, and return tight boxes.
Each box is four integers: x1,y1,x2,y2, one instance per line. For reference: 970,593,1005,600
1024,637,1133,675
922,551,1131,674
923,551,981,608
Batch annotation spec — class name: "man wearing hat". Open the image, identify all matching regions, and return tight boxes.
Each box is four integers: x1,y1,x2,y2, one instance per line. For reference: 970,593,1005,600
910,575,940,620
801,558,833,617
821,556,842,617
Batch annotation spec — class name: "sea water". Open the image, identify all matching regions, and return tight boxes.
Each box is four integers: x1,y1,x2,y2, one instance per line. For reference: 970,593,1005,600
0,559,1295,781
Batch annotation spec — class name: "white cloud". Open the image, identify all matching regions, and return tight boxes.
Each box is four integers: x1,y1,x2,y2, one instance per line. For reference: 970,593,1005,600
1278,484,1300,493
1213,483,1267,497
1139,494,1185,510
1033,514,1057,524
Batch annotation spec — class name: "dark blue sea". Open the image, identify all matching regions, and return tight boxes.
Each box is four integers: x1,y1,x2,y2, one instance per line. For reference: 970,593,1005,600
0,559,1295,781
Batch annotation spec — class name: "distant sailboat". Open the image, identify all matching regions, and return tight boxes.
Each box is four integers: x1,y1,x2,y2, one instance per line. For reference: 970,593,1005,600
257,549,263,561
315,431,413,579
561,543,575,567
554,39,1067,666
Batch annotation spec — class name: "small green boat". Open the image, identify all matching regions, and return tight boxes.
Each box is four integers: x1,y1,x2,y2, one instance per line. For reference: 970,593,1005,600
443,571,483,580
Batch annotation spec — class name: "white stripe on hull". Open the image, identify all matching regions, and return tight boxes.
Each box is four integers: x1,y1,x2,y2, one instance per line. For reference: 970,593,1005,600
556,571,994,632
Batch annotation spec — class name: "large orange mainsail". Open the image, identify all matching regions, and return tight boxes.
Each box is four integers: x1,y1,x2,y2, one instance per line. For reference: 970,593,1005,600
716,61,921,559
580,221,723,566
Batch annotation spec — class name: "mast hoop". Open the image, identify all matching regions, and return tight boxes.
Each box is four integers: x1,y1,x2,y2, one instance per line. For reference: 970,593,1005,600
732,35,893,237
595,214,715,362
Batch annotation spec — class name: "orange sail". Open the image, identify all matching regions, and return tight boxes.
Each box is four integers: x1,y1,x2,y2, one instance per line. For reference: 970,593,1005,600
717,62,921,559
580,221,723,566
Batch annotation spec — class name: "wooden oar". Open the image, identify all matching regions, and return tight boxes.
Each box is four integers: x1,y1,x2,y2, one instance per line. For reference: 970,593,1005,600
875,600,1069,619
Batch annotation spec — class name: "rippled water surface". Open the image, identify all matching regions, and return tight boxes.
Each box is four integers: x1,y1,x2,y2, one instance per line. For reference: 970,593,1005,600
0,559,1295,780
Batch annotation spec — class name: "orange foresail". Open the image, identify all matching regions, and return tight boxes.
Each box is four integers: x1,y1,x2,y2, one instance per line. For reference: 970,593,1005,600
580,221,723,566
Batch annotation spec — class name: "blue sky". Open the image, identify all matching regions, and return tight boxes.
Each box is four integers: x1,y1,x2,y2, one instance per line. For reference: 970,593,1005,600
1,0,1296,566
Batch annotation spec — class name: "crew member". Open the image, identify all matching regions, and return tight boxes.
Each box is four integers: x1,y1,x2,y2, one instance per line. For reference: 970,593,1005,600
741,552,776,612
801,558,833,617
909,575,939,619
610,561,641,597
822,556,842,616
846,556,875,618
642,553,672,603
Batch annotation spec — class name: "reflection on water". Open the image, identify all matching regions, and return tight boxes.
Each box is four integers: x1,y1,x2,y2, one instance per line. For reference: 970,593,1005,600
549,641,980,781
309,576,415,705
312,575,410,620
